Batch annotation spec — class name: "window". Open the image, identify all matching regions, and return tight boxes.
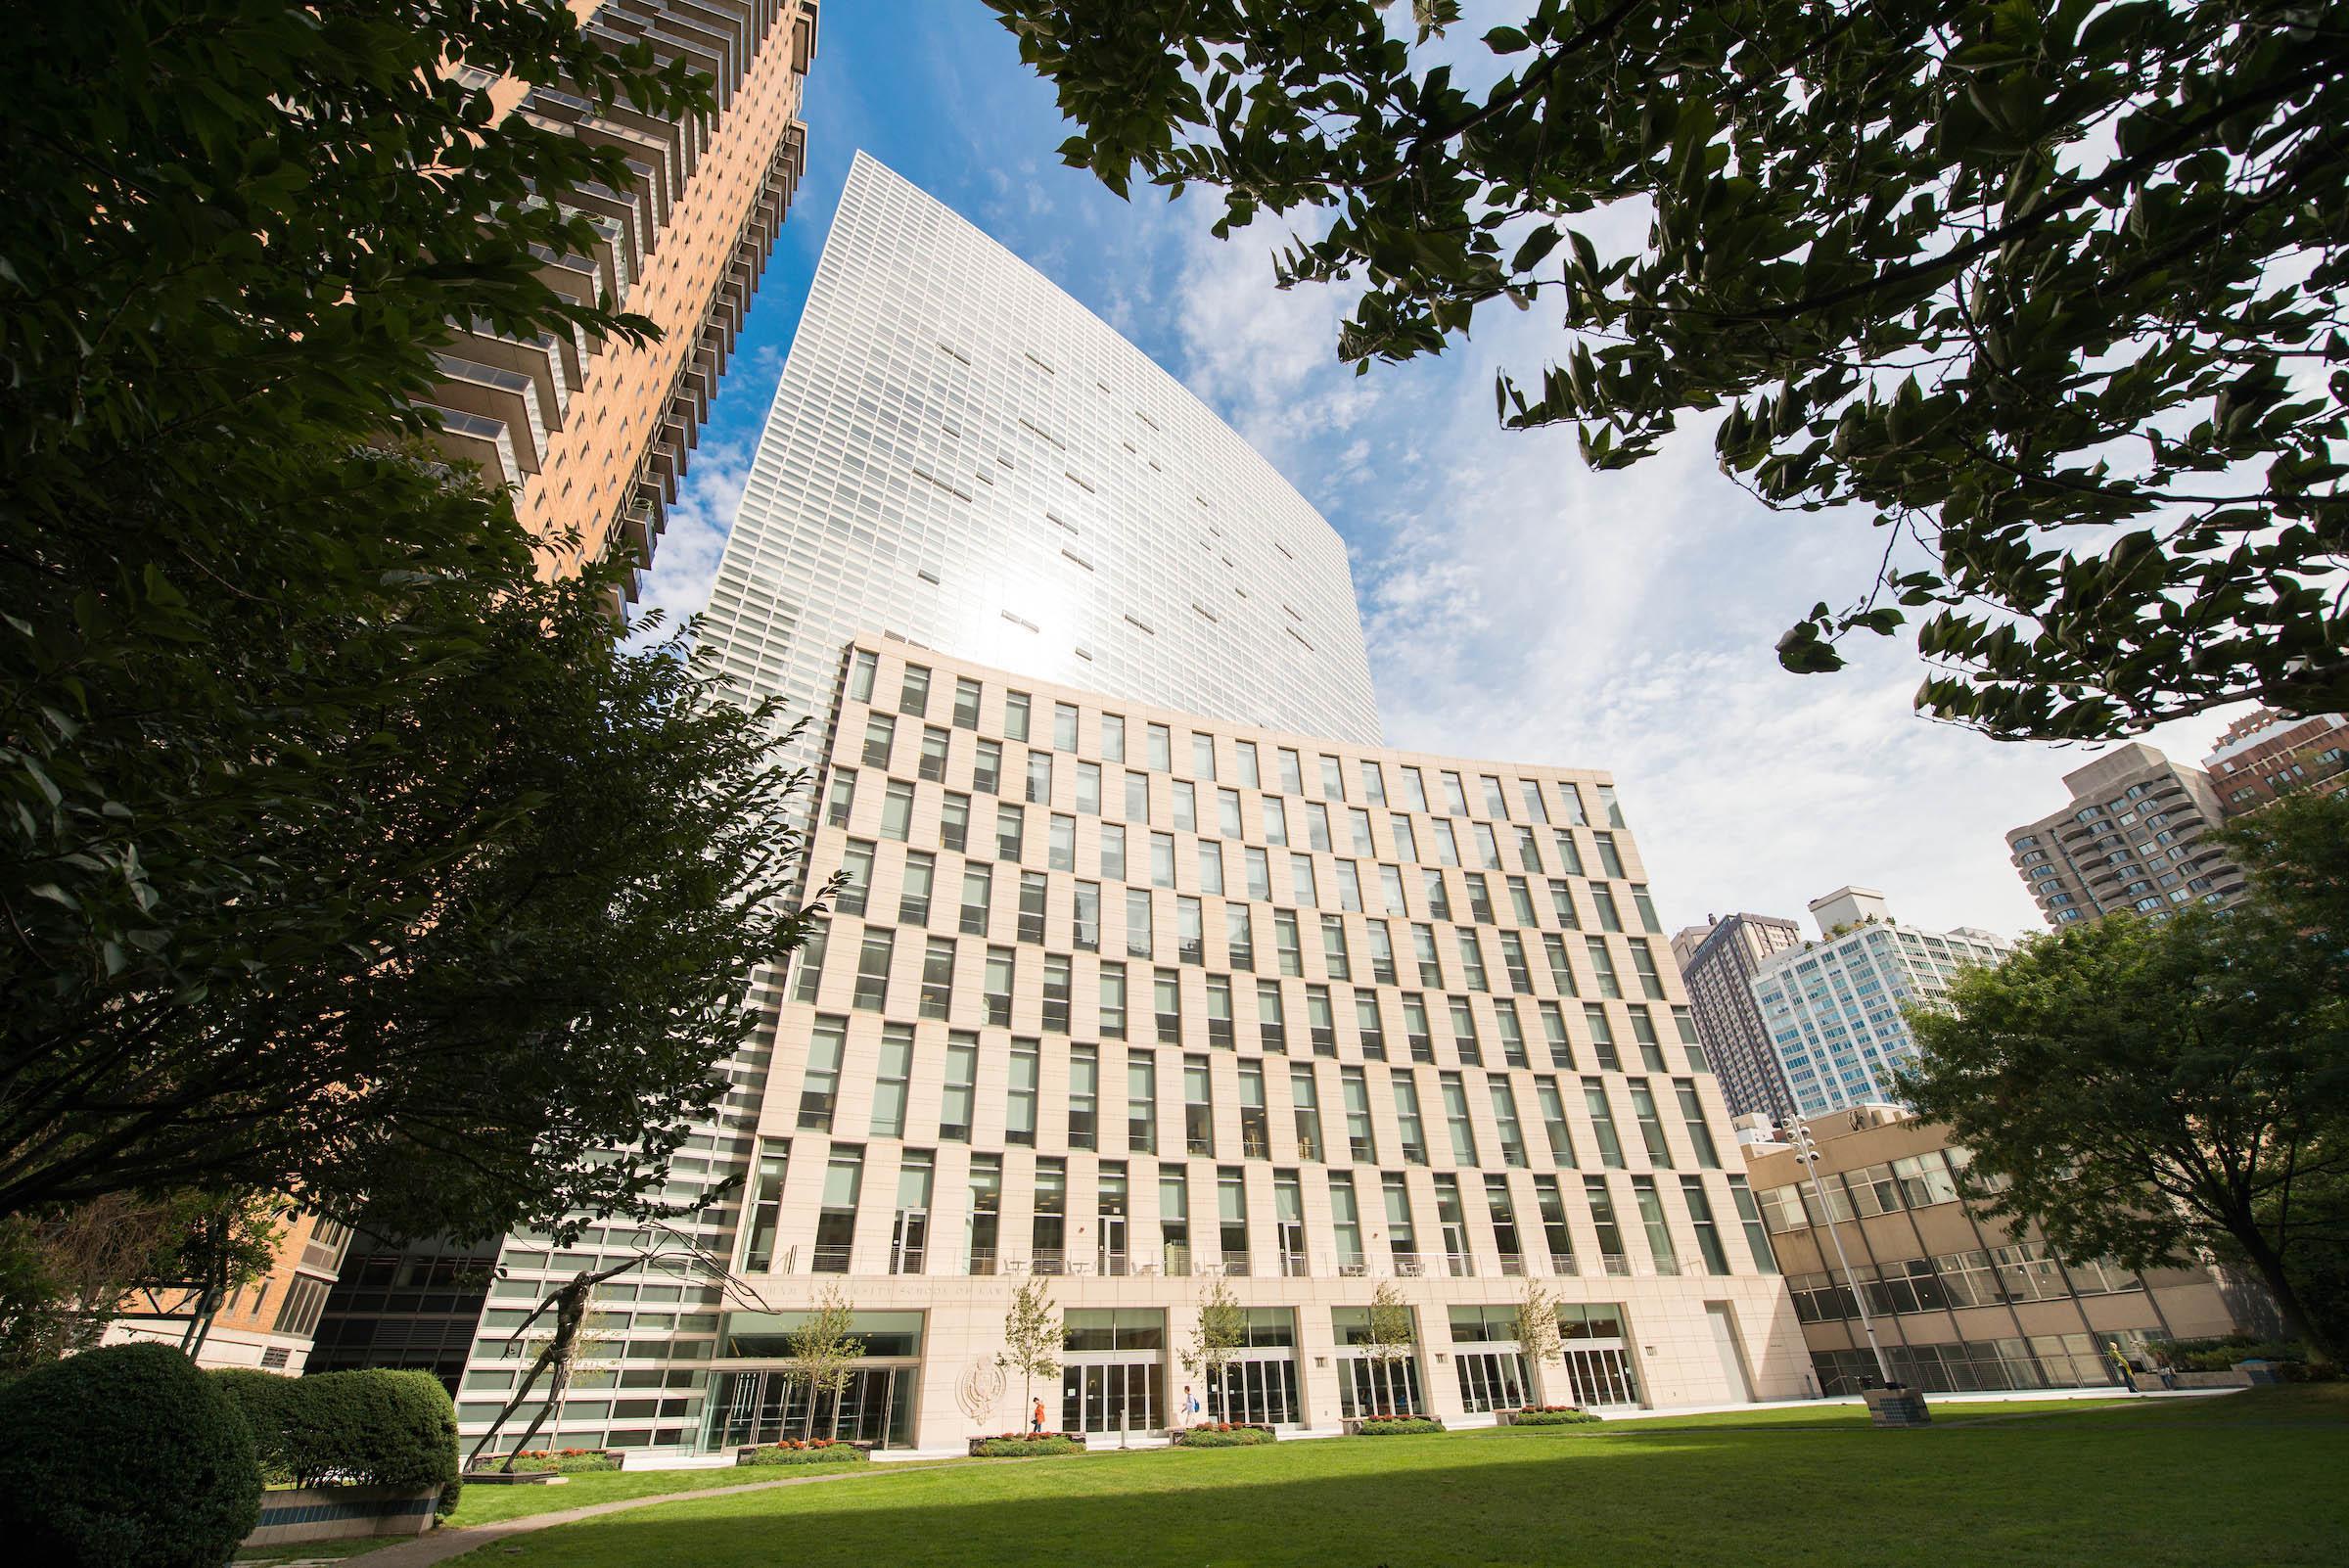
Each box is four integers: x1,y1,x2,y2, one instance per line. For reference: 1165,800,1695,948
959,864,991,936
852,930,894,1011
1355,992,1387,1059
740,1144,790,1269
1489,1081,1529,1168
1152,831,1176,889
1440,771,1470,815
1100,963,1128,1040
1308,984,1338,1056
995,802,1025,862
1632,1176,1680,1273
1100,821,1126,881
973,738,1002,795
1173,779,1197,832
813,1147,863,1272
1206,972,1235,1046
1003,690,1032,742
1192,731,1217,779
899,664,932,717
861,713,896,769
1321,914,1353,980
1264,796,1290,847
1007,1039,1040,1147
918,725,949,782
1586,938,1623,997
1027,750,1053,805
1412,924,1444,987
1054,701,1080,752
836,841,875,918
1585,1082,1627,1168
1449,998,1482,1066
1226,903,1255,970
1728,1176,1777,1273
1147,722,1173,770
1235,740,1261,788
825,768,856,828
799,1016,846,1130
940,1035,978,1142
1219,1168,1252,1274
1367,919,1399,984
1292,853,1319,906
1533,1175,1574,1271
1049,812,1076,872
940,791,969,853
1275,909,1303,975
1198,841,1225,895
1019,871,1049,944
1245,847,1272,899
1538,1081,1576,1166
1127,888,1153,958
1586,1176,1627,1271
1043,954,1073,1034
1278,748,1306,793
1675,1081,1722,1168
1393,1075,1430,1165
1239,1061,1270,1157
871,1025,913,1136
1185,1056,1216,1155
1101,712,1127,761
1423,869,1452,921
848,649,878,703
952,676,982,730
1257,979,1287,1051
1156,968,1183,1042
1441,1072,1479,1163
984,946,1015,1027
1066,1044,1099,1150
1128,1049,1158,1152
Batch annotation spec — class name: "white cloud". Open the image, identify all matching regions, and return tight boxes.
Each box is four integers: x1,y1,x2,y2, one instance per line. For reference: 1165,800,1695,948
631,435,754,635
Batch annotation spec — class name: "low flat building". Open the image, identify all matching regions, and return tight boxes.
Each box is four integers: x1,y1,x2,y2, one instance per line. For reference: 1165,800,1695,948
1742,1105,2270,1394
2202,709,2349,814
102,1213,351,1375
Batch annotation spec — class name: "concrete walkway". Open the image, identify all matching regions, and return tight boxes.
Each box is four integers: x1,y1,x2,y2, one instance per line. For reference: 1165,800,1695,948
338,1463,946,1568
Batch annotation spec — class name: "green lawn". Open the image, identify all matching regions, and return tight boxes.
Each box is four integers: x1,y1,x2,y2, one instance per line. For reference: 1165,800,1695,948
432,1387,2343,1567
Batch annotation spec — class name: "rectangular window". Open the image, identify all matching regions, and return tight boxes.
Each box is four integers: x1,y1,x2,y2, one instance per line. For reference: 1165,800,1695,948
1019,871,1048,944
1321,914,1353,980
1155,968,1182,1042
959,864,991,936
1291,1066,1323,1163
1403,994,1434,1062
852,930,894,1011
1100,822,1126,881
1101,712,1126,761
919,725,949,782
1054,701,1080,753
1538,1080,1577,1166
1076,760,1102,815
1540,1001,1574,1069
1151,831,1176,889
1534,1176,1575,1272
1219,787,1244,837
836,840,875,918
1682,1177,1731,1275
1728,1176,1778,1273
861,713,895,768
1069,1045,1099,1150
871,1024,913,1136
1219,1167,1251,1274
1226,903,1255,970
1393,1075,1430,1165
1043,953,1073,1034
814,1147,863,1273
1585,1176,1627,1272
984,946,1015,1027
920,937,955,1020
900,664,932,717
941,1035,978,1142
1441,1072,1479,1163
740,1144,789,1270
1256,979,1287,1051
940,791,970,853
1049,812,1076,872
995,802,1025,862
1100,963,1128,1040
1128,1049,1157,1152
799,1015,846,1130
1127,888,1153,958
1206,972,1234,1047
848,649,878,703
1004,690,1032,742
825,769,856,829
1359,760,1387,804
1308,984,1337,1056
1007,1039,1039,1147
1245,847,1272,900
1367,920,1398,984
1292,853,1319,907
1355,992,1387,1060
1147,722,1173,770
1449,997,1483,1066
952,676,982,730
1490,1080,1529,1168
1585,1082,1627,1168
1628,1081,1675,1167
1239,1061,1270,1157
1586,938,1623,998
1675,1082,1723,1168
899,851,936,926
1343,1069,1377,1162
1633,1176,1680,1274
973,739,1002,795
1027,751,1053,806
1185,1056,1215,1155
1192,731,1217,779
1274,909,1303,976
1172,779,1197,832
1198,841,1225,895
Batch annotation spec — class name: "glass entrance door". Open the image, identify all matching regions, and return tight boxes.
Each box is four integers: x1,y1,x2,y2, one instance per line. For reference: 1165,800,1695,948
1454,1350,1530,1412
707,1366,917,1450
1560,1346,1640,1407
892,1209,928,1274
1060,1361,1161,1435
1098,1216,1128,1276
1209,1354,1300,1424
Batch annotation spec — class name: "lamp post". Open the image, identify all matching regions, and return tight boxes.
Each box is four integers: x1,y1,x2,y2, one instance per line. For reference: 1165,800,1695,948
1788,1113,1897,1390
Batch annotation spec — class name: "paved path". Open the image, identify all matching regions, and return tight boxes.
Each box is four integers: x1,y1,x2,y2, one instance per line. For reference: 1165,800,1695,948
340,1463,945,1568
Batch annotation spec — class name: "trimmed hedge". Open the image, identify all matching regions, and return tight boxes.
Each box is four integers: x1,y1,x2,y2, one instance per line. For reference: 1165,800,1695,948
1510,1407,1600,1426
214,1366,461,1515
1174,1423,1272,1447
739,1440,871,1467
971,1434,1084,1456
0,1342,261,1568
2156,1336,2325,1373
1353,1415,1444,1436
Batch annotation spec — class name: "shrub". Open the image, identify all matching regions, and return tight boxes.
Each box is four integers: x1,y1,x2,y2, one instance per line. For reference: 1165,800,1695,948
1353,1415,1444,1436
0,1342,261,1568
971,1433,1084,1456
739,1440,870,1467
503,1448,622,1474
1174,1423,1271,1447
213,1366,461,1515
2153,1336,2320,1372
1510,1407,1600,1426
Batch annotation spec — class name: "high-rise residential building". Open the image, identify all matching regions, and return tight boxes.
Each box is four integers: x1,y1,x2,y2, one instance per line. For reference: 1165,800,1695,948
1743,1104,2271,1395
2201,709,2349,814
359,158,1808,1456
1671,914,1804,1124
2004,743,2246,926
696,153,1382,751
426,1,820,596
1749,890,2011,1119
143,4,823,1381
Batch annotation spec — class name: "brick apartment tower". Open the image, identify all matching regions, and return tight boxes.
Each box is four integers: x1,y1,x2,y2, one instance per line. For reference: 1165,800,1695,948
1670,914,1803,1124
109,0,822,1378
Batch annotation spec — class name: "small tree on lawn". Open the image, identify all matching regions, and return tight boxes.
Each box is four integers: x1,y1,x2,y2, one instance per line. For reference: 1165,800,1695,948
1511,1281,1563,1409
1362,1282,1417,1416
996,1274,1061,1432
1181,1276,1246,1421
782,1285,865,1441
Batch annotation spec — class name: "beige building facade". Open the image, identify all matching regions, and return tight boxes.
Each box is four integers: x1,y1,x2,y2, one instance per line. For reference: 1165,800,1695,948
2004,743,2245,925
670,638,1810,1450
1742,1105,2267,1395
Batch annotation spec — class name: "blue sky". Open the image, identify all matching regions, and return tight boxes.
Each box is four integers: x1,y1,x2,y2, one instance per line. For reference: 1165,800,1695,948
640,1,2247,940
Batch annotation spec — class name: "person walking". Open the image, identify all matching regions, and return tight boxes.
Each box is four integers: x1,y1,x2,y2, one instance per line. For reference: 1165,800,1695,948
1031,1397,1046,1435
1181,1384,1200,1427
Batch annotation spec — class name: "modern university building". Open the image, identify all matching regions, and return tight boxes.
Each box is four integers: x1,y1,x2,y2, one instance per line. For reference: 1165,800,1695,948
325,153,1809,1454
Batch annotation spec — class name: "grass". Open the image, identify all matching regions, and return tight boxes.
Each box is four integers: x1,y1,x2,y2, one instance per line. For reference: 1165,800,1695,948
430,1387,2345,1567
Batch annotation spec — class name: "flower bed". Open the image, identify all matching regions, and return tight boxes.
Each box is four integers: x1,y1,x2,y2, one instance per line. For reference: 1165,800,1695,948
1348,1414,1444,1436
1172,1422,1274,1448
499,1448,622,1474
968,1432,1085,1457
1503,1407,1600,1426
738,1440,873,1466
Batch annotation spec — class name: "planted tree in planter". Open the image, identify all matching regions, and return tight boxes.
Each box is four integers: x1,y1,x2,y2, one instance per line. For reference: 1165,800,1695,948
1362,1281,1418,1416
1511,1281,1564,1408
781,1285,865,1441
1181,1276,1247,1421
996,1274,1062,1430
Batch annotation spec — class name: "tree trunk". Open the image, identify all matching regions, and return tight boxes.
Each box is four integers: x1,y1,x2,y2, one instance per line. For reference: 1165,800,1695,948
2234,1221,2334,1360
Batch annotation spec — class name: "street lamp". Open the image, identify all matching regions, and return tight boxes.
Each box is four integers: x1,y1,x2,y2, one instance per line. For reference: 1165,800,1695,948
1786,1113,1898,1390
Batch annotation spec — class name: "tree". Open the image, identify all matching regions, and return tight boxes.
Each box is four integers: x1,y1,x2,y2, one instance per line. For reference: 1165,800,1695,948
1510,1280,1563,1407
1361,1280,1418,1415
1899,792,2349,1357
0,4,815,1240
995,1275,1063,1429
0,559,822,1242
1181,1276,1248,1420
0,1191,279,1372
990,0,2349,739
780,1286,866,1442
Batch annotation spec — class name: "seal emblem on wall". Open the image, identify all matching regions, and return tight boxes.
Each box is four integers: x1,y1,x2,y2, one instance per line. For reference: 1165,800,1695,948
955,1358,1007,1424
